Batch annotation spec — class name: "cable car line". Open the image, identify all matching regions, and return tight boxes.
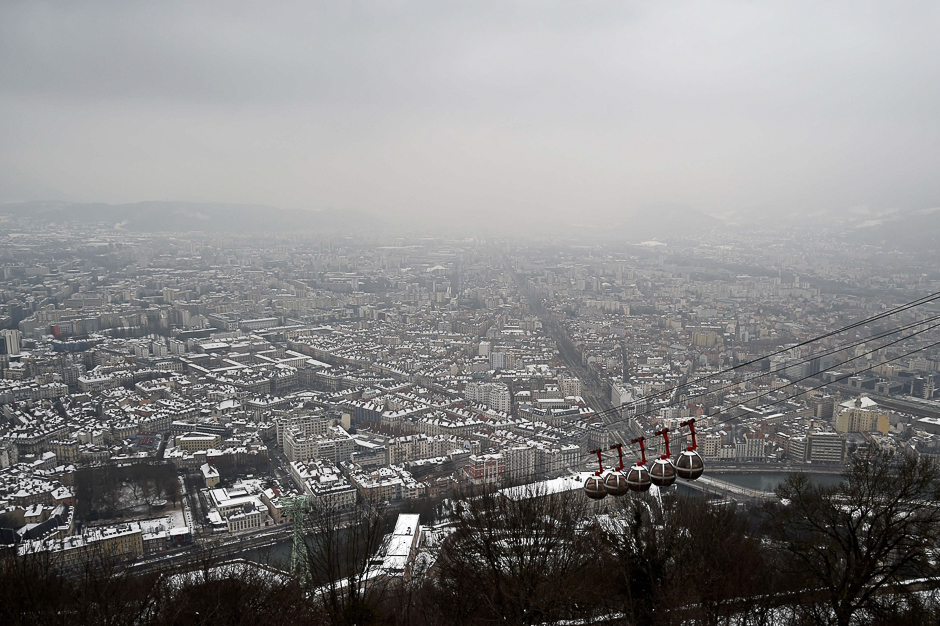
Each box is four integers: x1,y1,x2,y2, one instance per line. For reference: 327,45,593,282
598,315,940,434
519,319,940,485
585,290,940,426
591,312,940,429
572,317,940,498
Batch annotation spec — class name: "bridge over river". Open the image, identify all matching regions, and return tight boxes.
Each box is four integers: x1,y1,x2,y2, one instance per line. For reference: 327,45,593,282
679,474,774,500
677,469,846,501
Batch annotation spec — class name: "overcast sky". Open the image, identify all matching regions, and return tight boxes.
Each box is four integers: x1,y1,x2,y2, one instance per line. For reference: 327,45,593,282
2,1,939,224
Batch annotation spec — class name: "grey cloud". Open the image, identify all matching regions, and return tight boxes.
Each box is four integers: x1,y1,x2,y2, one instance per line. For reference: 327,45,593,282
1,1,939,223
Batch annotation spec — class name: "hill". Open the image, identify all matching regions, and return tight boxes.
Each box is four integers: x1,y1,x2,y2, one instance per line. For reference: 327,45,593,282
0,201,382,234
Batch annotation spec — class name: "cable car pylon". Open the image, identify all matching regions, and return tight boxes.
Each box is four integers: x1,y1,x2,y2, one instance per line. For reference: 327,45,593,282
281,496,311,580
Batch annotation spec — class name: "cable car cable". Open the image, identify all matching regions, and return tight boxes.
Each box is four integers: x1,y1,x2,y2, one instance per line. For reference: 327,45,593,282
602,317,940,433
587,309,940,427
584,290,940,424
558,322,940,478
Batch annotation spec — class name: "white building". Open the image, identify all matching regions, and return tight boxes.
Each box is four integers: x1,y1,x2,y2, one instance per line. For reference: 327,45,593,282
226,506,266,533
464,382,511,413
559,375,582,398
735,435,766,461
283,425,355,464
373,513,422,580
207,480,273,532
1,329,22,356
290,459,357,510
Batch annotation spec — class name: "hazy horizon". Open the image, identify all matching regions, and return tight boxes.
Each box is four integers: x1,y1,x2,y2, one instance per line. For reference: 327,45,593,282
3,1,939,225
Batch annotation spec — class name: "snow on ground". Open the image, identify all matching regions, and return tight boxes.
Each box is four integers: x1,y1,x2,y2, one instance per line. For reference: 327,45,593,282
164,505,188,530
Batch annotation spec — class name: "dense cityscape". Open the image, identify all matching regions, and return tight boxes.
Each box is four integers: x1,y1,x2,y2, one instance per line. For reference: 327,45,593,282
4,1,940,624
2,209,939,587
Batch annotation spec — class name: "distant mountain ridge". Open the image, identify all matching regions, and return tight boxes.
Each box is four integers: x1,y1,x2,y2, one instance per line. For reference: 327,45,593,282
842,206,940,252
600,204,723,242
0,201,383,233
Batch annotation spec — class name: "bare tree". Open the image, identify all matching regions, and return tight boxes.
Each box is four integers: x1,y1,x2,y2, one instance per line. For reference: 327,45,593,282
601,492,782,626
0,550,71,626
763,449,940,626
151,553,316,626
0,544,163,626
302,496,392,626
70,545,163,626
99,466,125,518
427,485,607,626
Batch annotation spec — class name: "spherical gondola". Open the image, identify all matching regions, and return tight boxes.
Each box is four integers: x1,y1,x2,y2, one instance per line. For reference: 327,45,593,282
675,419,705,480
605,470,629,496
649,429,677,487
584,474,608,499
604,443,629,496
583,448,609,499
626,437,652,492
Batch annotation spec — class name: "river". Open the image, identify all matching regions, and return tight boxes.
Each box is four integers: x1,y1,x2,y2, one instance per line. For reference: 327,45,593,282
711,471,845,493
241,539,293,569
241,527,354,570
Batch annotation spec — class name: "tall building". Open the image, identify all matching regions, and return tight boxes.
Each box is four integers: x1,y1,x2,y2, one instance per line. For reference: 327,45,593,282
465,382,511,412
489,351,506,370
700,433,721,458
559,375,582,398
813,396,835,420
912,376,935,399
610,382,635,407
835,397,889,434
505,445,535,482
808,431,846,464
1,329,22,356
